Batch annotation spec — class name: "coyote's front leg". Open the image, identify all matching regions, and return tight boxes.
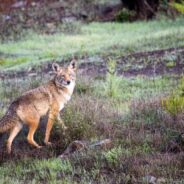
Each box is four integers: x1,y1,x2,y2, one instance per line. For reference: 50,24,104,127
44,109,58,145
57,114,68,131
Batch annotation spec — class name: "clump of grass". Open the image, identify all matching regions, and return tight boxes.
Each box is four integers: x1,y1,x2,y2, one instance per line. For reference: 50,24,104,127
95,58,123,99
116,8,135,22
162,76,184,118
75,76,93,94
170,1,184,14
60,94,120,143
129,97,165,126
0,158,73,183
0,57,29,68
105,59,122,98
59,22,82,35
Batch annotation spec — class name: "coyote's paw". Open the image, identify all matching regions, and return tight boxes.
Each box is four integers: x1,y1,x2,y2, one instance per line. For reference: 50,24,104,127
7,148,11,154
37,145,43,149
44,141,53,146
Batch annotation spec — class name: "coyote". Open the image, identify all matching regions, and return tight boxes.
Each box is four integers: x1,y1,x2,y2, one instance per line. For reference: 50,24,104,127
0,60,76,153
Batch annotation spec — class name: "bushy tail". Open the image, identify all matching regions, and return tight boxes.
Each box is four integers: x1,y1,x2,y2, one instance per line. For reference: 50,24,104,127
0,113,18,133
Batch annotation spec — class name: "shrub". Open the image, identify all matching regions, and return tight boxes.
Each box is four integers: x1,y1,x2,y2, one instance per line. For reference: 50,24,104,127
162,76,184,117
170,1,184,14
162,95,184,117
104,146,123,166
116,8,135,22
102,59,122,99
130,97,165,126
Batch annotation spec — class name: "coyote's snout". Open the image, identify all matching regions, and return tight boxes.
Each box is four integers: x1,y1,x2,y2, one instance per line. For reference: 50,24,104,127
0,60,77,154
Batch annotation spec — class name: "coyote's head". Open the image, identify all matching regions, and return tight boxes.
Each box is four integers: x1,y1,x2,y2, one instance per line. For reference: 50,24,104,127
52,60,77,88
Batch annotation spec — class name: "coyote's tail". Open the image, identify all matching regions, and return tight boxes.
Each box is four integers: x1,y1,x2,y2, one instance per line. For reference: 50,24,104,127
0,112,18,133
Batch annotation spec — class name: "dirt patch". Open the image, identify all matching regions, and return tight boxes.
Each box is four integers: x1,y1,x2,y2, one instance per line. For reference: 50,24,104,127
0,46,184,80
117,46,184,76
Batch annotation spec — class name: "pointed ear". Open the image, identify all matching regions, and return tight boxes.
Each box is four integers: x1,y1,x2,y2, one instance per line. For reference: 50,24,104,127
69,59,77,71
52,63,60,73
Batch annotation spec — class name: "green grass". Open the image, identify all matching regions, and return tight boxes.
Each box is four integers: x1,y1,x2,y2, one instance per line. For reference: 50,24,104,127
95,74,176,101
0,17,184,70
0,72,183,183
0,17,184,183
0,158,73,183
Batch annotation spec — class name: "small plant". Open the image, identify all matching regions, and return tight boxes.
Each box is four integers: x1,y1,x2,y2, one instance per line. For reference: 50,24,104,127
116,8,135,22
142,139,152,154
170,1,184,14
59,22,82,35
162,76,184,118
163,95,184,117
104,146,122,166
103,58,122,99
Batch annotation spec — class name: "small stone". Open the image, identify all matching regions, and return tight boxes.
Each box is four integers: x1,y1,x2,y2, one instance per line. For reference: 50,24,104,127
143,175,157,184
46,23,55,29
62,16,77,23
59,139,112,159
157,178,166,183
28,73,37,77
90,139,112,149
59,140,87,159
12,1,26,8
150,176,157,184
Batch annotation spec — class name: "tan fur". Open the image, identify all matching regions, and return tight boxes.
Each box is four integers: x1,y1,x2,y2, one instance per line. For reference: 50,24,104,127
0,60,77,154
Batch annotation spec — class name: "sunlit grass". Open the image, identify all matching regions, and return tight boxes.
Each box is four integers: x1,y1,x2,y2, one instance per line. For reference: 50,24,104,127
0,18,184,70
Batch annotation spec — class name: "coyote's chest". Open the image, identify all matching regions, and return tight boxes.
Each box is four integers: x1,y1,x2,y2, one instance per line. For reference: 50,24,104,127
58,81,75,111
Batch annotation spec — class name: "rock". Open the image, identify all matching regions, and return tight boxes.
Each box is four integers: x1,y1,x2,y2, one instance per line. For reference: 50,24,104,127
143,175,157,184
90,139,112,149
46,23,57,33
157,178,166,183
12,1,27,8
46,23,56,30
59,140,87,159
62,16,77,23
28,73,37,77
88,56,104,63
59,139,112,159
2,15,11,21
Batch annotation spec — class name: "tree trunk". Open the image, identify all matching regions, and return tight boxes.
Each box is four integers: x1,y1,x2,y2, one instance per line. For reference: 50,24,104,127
121,0,159,19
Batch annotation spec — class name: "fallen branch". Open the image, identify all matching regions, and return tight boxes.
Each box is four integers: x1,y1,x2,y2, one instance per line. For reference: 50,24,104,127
59,139,112,159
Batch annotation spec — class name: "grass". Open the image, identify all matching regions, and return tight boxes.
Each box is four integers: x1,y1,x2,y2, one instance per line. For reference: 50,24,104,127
0,158,73,183
0,17,184,183
0,17,184,70
0,69,183,183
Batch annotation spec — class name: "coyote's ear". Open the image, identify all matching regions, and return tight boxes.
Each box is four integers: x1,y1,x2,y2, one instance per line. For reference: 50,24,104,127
69,59,77,71
52,63,60,73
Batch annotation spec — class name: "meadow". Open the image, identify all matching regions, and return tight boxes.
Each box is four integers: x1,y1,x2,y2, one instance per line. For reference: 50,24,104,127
0,17,184,183
0,17,184,70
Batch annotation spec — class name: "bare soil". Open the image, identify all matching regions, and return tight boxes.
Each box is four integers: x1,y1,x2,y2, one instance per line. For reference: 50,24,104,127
0,46,184,80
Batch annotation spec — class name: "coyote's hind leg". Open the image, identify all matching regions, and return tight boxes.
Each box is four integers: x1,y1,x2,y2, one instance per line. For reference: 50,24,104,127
7,122,23,154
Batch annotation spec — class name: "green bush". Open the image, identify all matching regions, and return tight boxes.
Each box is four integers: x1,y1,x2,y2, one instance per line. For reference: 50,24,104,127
116,8,135,22
170,1,184,14
162,76,184,116
104,146,123,166
103,59,122,98
162,95,184,116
